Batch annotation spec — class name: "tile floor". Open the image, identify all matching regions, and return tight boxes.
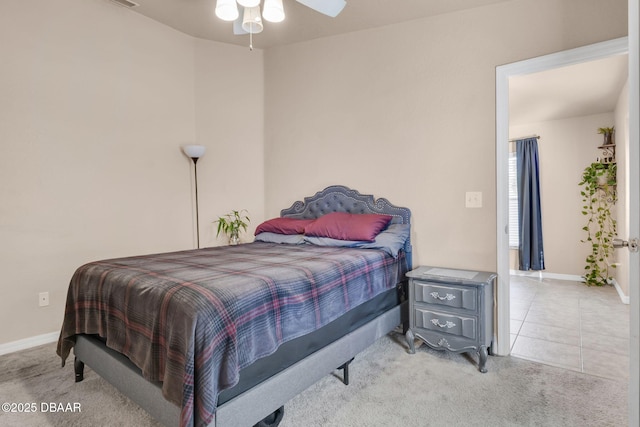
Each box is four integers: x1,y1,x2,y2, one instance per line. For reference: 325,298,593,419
510,275,630,381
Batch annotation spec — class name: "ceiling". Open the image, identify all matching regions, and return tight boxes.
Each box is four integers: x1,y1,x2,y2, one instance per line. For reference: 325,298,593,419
112,0,628,125
509,54,629,126
114,0,512,49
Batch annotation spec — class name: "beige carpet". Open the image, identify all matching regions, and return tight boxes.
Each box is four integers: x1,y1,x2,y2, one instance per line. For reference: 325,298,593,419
0,332,627,427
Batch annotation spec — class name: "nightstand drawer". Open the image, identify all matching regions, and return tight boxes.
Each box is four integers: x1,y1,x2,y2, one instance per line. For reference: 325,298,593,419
414,308,477,340
414,281,477,311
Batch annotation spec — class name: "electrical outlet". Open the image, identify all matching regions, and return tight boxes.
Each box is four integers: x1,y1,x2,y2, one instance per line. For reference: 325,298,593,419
39,292,49,307
465,191,483,208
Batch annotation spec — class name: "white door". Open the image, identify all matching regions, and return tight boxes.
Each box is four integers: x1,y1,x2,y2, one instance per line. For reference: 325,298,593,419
627,2,639,424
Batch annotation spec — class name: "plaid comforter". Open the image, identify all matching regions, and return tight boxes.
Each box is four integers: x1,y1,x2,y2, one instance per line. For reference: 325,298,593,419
57,242,405,427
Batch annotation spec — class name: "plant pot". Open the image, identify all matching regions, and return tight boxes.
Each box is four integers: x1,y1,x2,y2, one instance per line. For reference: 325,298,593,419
597,174,609,186
229,231,240,245
603,132,613,145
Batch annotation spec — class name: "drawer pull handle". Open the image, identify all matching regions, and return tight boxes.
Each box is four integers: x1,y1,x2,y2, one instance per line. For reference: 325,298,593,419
430,292,456,301
431,318,456,329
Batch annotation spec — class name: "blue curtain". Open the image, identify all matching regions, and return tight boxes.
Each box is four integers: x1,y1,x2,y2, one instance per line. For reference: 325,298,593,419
516,138,545,271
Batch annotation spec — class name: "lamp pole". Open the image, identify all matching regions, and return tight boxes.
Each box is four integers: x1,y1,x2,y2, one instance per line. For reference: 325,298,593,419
191,156,201,248
182,145,206,248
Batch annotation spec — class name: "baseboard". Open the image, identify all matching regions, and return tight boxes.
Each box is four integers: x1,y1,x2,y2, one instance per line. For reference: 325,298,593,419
509,270,630,305
610,278,631,305
509,270,583,282
0,331,59,356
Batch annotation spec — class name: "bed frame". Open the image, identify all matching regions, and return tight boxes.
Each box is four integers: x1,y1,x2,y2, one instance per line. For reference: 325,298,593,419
73,185,412,427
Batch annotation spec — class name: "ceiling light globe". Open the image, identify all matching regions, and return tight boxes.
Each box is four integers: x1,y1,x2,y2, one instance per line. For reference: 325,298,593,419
215,0,239,21
242,6,263,33
263,0,284,22
238,0,260,7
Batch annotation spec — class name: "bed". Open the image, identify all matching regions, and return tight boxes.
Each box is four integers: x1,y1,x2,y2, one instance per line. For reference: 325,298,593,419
57,185,412,427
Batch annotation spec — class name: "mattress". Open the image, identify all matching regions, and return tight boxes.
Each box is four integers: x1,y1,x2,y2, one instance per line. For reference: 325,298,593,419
57,242,406,427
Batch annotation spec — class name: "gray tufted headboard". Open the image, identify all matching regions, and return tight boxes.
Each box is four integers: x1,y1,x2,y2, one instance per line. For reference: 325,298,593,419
280,185,412,268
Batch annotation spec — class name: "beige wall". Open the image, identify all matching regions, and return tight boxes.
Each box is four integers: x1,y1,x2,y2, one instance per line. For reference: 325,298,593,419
263,0,628,271
0,0,263,345
0,0,629,346
509,113,616,276
194,39,265,246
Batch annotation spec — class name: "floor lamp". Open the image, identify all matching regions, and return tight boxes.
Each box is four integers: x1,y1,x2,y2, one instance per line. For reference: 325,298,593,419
182,144,206,248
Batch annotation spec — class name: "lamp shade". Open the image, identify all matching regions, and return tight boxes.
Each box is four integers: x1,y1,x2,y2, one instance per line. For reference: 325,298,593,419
263,0,284,22
215,0,239,21
182,144,206,159
242,6,263,33
238,0,260,7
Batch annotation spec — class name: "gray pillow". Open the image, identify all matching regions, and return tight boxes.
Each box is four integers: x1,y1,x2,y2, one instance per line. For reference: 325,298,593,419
254,232,305,245
304,223,410,257
357,223,410,257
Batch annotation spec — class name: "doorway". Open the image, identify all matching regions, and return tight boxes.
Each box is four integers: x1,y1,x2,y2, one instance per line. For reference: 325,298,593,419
495,36,630,356
495,36,640,423
506,52,630,375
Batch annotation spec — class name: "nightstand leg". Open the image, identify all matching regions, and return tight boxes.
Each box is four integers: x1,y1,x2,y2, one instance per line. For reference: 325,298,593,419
478,346,488,373
405,329,416,354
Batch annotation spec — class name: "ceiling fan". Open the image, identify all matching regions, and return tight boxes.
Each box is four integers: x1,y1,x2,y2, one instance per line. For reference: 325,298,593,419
215,0,347,48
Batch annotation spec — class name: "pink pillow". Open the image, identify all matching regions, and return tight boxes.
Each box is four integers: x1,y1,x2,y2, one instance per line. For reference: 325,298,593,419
254,217,315,236
304,212,393,242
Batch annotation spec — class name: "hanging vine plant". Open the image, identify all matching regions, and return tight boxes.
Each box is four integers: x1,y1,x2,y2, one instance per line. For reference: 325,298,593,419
579,162,617,286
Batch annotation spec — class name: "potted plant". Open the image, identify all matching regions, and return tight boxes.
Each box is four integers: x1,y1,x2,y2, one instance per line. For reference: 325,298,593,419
579,162,617,286
215,210,250,245
597,126,615,145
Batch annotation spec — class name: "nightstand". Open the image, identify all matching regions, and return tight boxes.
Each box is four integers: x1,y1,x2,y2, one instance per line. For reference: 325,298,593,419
405,266,496,373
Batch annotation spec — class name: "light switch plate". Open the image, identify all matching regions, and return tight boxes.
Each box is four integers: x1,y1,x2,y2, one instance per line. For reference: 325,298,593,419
465,191,482,208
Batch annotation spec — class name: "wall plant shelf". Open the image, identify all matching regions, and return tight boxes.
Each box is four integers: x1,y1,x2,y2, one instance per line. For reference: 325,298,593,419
597,143,616,165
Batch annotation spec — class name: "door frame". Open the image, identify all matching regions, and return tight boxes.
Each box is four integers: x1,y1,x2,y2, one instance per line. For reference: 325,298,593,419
495,34,638,424
495,36,629,356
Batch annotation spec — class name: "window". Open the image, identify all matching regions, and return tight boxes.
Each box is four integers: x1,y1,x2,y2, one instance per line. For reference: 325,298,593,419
508,152,519,248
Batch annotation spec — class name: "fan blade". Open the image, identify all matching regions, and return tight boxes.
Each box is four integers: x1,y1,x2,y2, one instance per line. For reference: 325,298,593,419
296,0,346,17
233,6,248,34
